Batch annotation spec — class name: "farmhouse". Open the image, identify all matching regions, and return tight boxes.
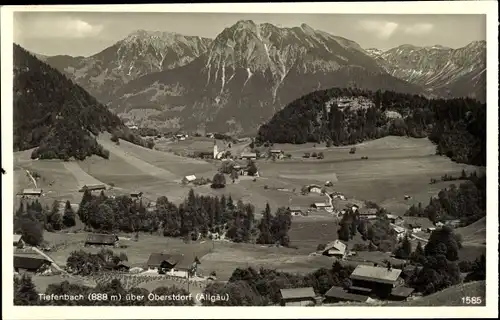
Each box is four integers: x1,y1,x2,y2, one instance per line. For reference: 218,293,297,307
404,217,434,233
288,207,304,216
391,224,407,240
14,234,25,248
182,175,197,184
322,240,347,259
348,265,404,299
84,234,119,247
359,208,378,216
323,286,370,304
130,191,143,198
79,184,106,192
426,227,437,233
14,255,51,273
270,149,284,159
408,224,422,233
20,188,43,197
146,253,199,278
240,152,257,160
311,203,330,210
279,287,317,306
307,184,323,194
386,214,404,225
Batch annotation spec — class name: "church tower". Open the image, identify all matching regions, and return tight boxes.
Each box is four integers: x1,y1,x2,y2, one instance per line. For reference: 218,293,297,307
213,140,218,159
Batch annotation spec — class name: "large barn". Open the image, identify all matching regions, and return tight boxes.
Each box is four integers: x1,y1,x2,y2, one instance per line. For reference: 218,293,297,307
14,255,51,273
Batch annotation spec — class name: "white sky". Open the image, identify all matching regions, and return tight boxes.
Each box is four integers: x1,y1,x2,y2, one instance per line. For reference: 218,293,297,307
13,12,486,57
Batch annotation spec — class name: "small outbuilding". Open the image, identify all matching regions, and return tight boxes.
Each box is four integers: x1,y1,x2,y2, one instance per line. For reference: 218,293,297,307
279,287,317,306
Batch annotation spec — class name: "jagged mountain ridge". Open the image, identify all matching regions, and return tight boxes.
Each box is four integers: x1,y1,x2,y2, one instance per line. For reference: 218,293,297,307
107,20,423,133
365,41,486,102
44,30,212,103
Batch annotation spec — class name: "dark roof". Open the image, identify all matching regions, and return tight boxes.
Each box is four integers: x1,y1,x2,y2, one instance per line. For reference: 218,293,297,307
14,255,50,270
390,286,415,298
116,261,131,269
85,234,119,245
324,286,369,302
280,287,316,300
349,285,373,293
79,184,106,192
146,253,183,268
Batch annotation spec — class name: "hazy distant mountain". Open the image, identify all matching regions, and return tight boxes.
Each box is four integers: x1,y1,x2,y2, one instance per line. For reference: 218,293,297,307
44,30,212,103
107,20,423,134
365,41,486,102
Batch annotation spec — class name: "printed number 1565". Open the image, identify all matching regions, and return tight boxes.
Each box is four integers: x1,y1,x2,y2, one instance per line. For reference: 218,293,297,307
461,297,483,305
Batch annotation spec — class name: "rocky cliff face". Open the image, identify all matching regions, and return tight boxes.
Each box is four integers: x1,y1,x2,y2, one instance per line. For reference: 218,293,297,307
365,41,486,102
44,30,212,103
106,21,423,134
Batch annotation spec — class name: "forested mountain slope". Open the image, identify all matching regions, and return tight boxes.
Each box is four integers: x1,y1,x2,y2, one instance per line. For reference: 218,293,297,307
256,88,486,166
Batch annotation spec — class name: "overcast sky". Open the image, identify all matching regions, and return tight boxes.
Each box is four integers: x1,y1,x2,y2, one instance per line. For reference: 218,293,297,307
13,12,486,57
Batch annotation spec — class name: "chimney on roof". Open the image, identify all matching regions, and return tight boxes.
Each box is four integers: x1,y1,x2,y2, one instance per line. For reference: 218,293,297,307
387,261,392,271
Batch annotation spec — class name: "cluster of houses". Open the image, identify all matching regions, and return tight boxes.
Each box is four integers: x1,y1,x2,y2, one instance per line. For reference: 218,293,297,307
279,264,414,306
13,232,202,280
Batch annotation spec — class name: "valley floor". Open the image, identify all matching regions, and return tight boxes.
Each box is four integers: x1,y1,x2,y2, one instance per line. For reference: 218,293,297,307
13,135,487,305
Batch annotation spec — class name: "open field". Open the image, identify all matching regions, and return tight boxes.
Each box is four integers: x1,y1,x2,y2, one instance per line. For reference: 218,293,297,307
456,217,487,245
14,135,487,293
403,280,486,306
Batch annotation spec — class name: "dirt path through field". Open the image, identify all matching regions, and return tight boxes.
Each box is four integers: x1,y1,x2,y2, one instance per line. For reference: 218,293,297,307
63,162,108,187
97,138,180,181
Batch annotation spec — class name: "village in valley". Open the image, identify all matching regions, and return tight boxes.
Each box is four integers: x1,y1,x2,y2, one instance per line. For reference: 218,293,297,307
10,9,489,309
13,125,486,306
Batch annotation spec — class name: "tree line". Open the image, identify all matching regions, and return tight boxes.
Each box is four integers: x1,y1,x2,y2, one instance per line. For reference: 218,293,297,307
202,261,355,306
337,207,398,253
256,87,486,166
405,171,486,226
76,189,292,246
14,199,76,246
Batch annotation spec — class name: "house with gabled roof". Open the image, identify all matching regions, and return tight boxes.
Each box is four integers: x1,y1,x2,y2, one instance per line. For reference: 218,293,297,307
348,265,404,299
279,287,317,306
20,188,43,197
322,240,347,259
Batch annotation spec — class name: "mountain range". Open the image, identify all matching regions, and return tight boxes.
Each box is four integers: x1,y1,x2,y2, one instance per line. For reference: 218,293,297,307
365,41,486,102
33,20,486,134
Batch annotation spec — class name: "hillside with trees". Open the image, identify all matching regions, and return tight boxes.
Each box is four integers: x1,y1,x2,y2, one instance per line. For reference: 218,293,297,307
256,88,486,166
13,44,150,160
405,172,486,226
75,189,291,246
